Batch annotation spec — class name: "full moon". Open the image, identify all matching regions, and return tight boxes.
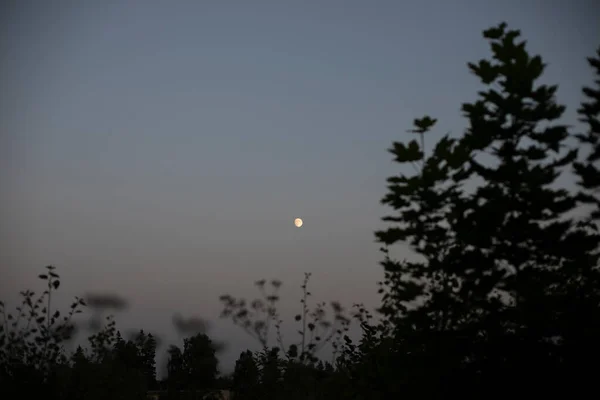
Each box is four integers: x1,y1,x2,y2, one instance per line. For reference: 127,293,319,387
294,218,303,227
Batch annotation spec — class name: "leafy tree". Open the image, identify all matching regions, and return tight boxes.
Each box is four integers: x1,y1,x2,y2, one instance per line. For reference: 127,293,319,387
182,333,219,396
133,330,158,389
373,22,600,396
69,322,147,400
574,47,600,219
231,350,260,399
108,336,147,400
66,346,91,400
256,347,282,400
567,45,600,389
167,344,185,398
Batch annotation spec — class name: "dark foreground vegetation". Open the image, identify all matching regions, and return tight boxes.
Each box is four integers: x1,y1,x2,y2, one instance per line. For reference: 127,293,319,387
2,23,599,399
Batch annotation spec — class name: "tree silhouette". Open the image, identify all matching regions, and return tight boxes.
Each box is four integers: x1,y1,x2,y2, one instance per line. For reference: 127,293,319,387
256,347,282,400
182,333,219,397
167,344,185,398
109,334,148,400
132,330,157,390
372,22,600,396
574,47,600,219
231,350,260,399
67,346,90,399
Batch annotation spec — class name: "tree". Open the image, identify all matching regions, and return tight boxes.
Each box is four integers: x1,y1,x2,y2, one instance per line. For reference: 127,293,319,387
67,346,90,400
133,330,157,389
109,336,147,400
166,344,185,398
374,22,600,396
567,45,600,389
231,350,260,399
256,347,282,400
182,333,219,395
574,47,600,219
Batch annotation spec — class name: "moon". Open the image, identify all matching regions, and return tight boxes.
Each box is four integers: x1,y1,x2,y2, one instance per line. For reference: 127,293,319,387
294,218,303,228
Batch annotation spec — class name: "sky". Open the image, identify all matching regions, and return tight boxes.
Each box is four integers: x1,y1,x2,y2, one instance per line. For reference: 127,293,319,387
1,0,599,372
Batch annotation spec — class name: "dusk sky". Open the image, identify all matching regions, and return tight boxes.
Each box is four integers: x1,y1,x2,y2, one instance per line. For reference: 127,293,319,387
1,1,598,371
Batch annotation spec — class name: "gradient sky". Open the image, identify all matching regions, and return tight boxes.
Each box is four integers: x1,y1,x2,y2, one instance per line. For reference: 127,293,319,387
1,0,598,372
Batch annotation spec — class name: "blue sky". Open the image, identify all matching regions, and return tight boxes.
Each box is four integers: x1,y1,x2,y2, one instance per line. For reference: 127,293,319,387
1,0,598,371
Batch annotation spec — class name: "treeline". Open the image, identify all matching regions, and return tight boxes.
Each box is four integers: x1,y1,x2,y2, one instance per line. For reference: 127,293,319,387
2,22,600,399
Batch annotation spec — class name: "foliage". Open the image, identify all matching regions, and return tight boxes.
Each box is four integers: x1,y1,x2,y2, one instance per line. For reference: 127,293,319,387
0,267,160,400
0,266,85,398
574,47,600,219
219,273,350,364
166,333,219,398
231,350,260,399
133,330,158,389
166,344,185,396
370,22,600,396
183,333,219,392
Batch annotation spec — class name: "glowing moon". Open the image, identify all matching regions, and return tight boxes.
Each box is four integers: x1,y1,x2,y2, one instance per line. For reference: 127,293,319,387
294,218,303,228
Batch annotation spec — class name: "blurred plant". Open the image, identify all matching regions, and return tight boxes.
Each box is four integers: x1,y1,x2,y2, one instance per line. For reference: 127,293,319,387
219,273,350,364
172,313,226,355
84,293,128,336
84,293,128,311
172,313,208,335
